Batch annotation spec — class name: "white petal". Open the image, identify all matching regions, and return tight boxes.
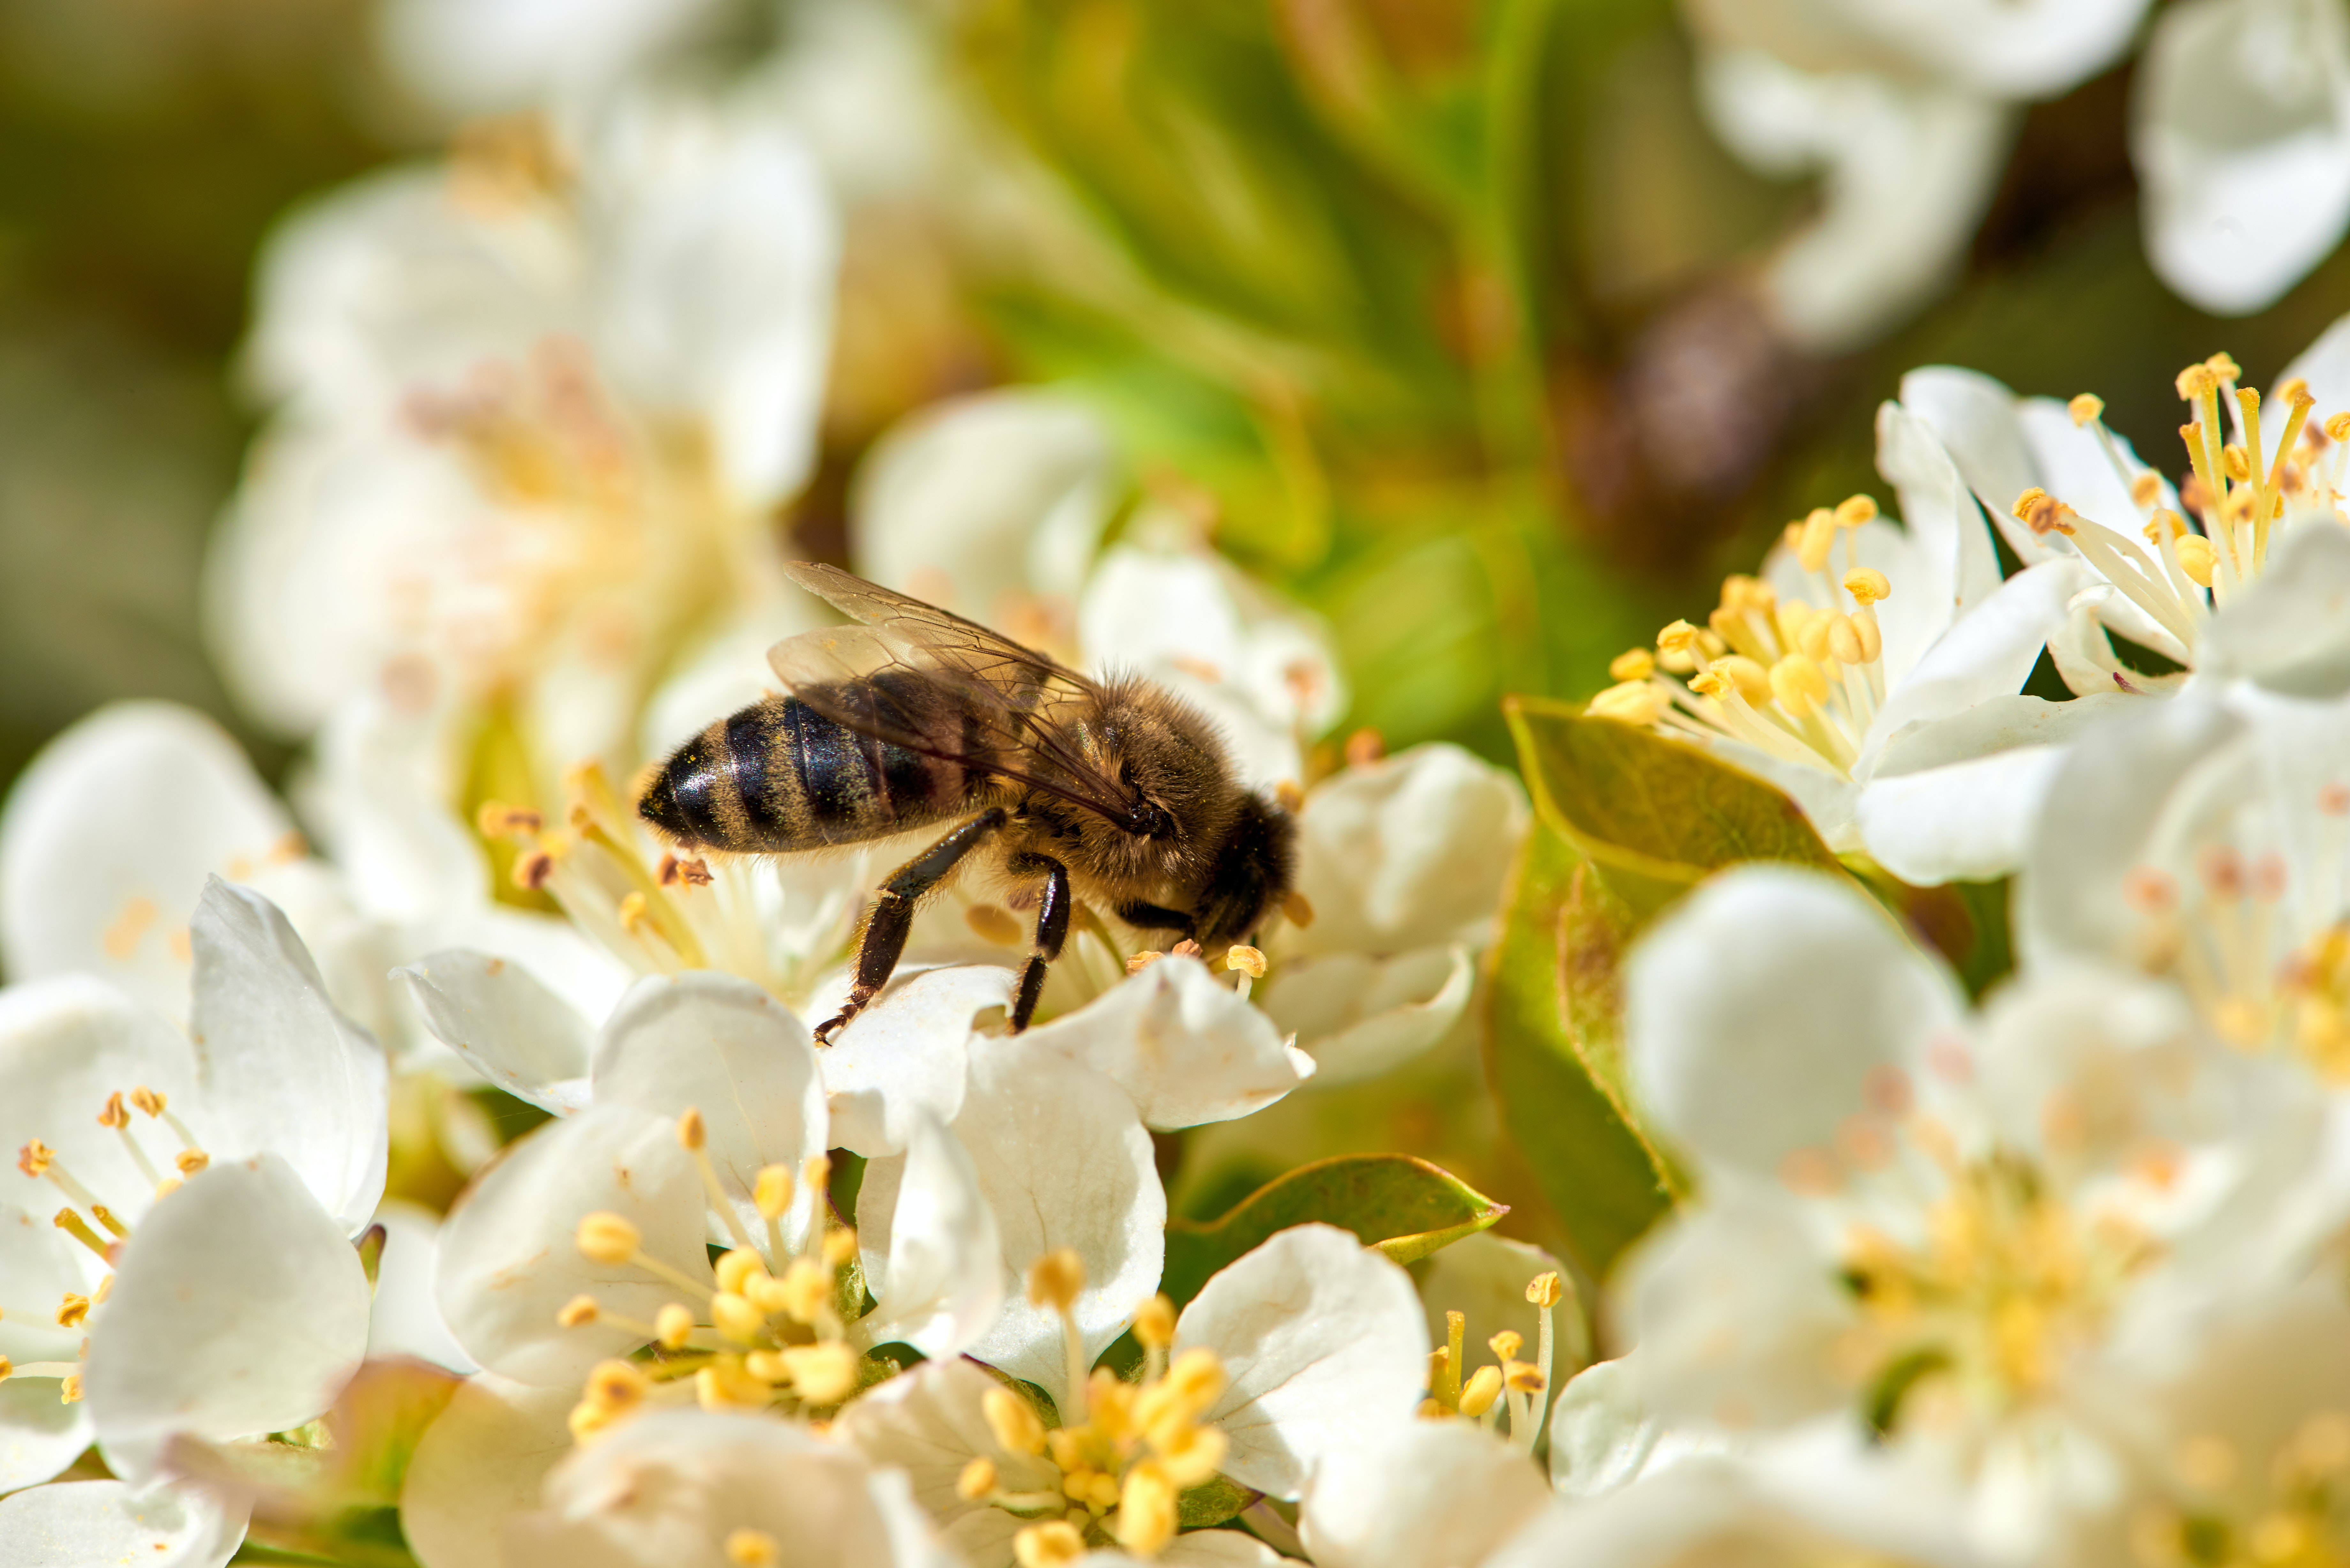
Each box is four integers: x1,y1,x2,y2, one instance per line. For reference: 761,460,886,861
1618,1200,1851,1428
398,949,596,1116
1178,1224,1430,1501
1873,399,2002,629
188,879,389,1233
0,1197,90,1367
853,1112,1006,1360
1300,1418,1551,1568
399,1374,576,1568
1698,50,2010,351
2203,523,2350,696
434,1103,705,1385
1685,0,2149,98
1703,741,1863,852
1281,745,1529,957
584,100,837,508
2015,694,2245,965
2281,310,2350,422
1021,957,1310,1129
1854,744,2070,884
1256,946,1470,1089
365,1200,479,1373
823,966,1010,1156
1547,1353,1736,1498
957,1042,1164,1416
1863,557,2092,753
2135,0,2350,315
297,694,488,924
0,1480,246,1568
590,972,827,1249
0,975,193,1235
513,1408,956,1568
1626,866,1962,1181
833,1357,1052,1565
1898,366,2055,567
85,1155,369,1480
0,1379,91,1495
853,388,1117,619
0,703,295,1026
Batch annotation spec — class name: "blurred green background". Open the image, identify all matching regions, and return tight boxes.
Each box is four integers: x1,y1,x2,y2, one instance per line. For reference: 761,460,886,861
7,0,2350,800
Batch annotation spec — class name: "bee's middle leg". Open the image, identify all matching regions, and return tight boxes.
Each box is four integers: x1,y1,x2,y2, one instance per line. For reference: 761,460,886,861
816,808,1007,1044
1009,855,1071,1033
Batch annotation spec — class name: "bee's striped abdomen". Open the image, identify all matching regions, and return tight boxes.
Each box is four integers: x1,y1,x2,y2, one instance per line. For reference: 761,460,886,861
639,684,978,853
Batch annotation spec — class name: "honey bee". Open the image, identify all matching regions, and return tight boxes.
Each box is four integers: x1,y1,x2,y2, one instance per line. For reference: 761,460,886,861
637,562,1298,1038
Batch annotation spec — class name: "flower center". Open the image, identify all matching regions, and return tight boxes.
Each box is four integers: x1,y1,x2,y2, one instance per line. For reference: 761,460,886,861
562,1113,856,1441
1589,494,1893,780
1416,1267,1565,1457
2132,1412,2350,1568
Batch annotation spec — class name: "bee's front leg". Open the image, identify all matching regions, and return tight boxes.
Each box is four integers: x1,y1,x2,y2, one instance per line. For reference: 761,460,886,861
1008,855,1072,1033
816,808,1006,1044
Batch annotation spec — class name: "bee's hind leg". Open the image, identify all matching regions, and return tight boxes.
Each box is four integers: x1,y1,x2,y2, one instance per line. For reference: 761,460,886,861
1009,856,1072,1033
816,808,1007,1044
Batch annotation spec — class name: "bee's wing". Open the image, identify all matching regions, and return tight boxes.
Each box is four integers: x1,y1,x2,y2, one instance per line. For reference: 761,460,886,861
771,564,1144,826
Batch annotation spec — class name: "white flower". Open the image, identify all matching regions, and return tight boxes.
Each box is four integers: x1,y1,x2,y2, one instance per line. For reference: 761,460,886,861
2134,0,2350,316
1256,744,1526,1086
2016,685,2350,1081
1618,864,2339,1557
505,1408,957,1568
376,0,731,121
1680,0,2150,348
1900,330,2350,700
0,877,385,1540
400,1375,578,1568
1589,411,2092,883
1298,1419,1554,1568
209,91,835,797
836,1224,1428,1565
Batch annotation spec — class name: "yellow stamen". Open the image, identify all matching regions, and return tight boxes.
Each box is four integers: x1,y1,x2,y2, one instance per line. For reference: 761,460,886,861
1114,1462,1179,1555
1013,1522,1087,1568
656,1303,695,1350
985,1386,1049,1456
1842,568,1891,606
1609,648,1656,681
52,1210,110,1262
2069,393,2105,426
574,1212,641,1265
724,1528,780,1567
557,1295,599,1329
1459,1364,1504,1418
777,1342,860,1404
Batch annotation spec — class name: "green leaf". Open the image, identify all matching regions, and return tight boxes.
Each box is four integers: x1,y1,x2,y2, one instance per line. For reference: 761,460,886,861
1482,817,1678,1282
1178,1474,1260,1530
1504,695,1845,918
1848,865,2016,1001
1161,1154,1506,1307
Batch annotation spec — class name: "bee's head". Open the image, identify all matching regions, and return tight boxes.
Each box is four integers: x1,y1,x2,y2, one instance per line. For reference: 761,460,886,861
1188,790,1297,950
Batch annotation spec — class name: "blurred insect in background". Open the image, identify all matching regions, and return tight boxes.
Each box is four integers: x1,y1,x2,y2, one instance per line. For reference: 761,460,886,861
639,562,1297,1037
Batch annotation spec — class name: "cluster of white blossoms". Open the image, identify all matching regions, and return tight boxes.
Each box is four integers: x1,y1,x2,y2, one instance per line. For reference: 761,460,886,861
1686,0,2350,347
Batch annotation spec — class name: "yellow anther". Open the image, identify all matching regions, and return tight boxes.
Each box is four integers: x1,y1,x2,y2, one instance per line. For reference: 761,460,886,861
1709,655,1768,705
778,1342,860,1405
822,1228,859,1269
52,1210,109,1261
1013,1522,1087,1568
1133,1293,1177,1351
957,1457,999,1501
1504,1360,1547,1394
655,1303,694,1350
2175,534,2217,586
2014,489,2074,537
92,1274,112,1306
1027,1248,1085,1312
152,1177,181,1201
557,1295,600,1329
1527,1271,1564,1308
1768,654,1829,714
2330,413,2350,443
59,1374,80,1406
2012,486,2048,520
1656,619,1702,657
753,1165,793,1221
616,891,652,936
574,1212,641,1265
1609,648,1656,682
17,1140,53,1177
1834,494,1878,528
55,1294,88,1329
475,801,545,839
1587,681,1667,725
710,1291,765,1344
1115,1462,1179,1556
1274,779,1306,813
676,1108,706,1151
801,1153,831,1197
966,904,1024,947
2207,352,2242,381
771,1258,830,1324
1842,567,1891,606
657,853,713,888
513,849,557,893
1154,1420,1230,1487
984,1386,1049,1455
1280,890,1315,928
130,1087,166,1119
2282,377,2314,408
1458,1364,1504,1418
2223,444,2253,482
2068,393,2105,426
1126,950,1167,973
713,1248,766,1297
0,1357,11,1379
96,1092,127,1130
1795,508,1838,572
2144,508,2188,541
1489,1330,1523,1361
1827,614,1865,666
744,1349,790,1384
1224,945,1266,979
724,1528,780,1567
2132,472,2165,510
581,1358,648,1413
174,1150,209,1176
695,1357,769,1412
2177,364,2217,400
